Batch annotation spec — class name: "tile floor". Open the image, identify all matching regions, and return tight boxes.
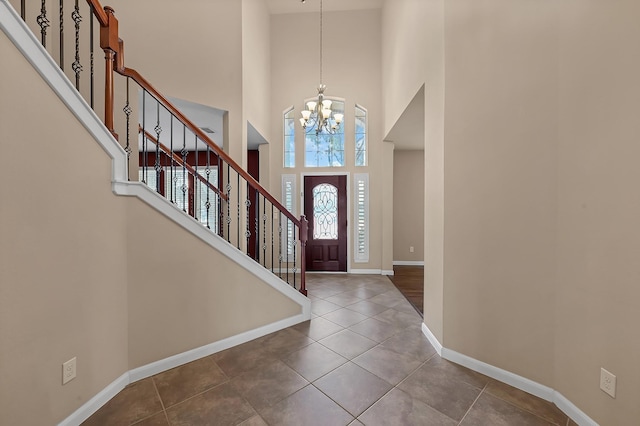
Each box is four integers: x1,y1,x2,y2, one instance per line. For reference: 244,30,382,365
83,274,573,426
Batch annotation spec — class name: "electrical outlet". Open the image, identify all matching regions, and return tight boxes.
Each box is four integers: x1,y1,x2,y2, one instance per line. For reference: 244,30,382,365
409,246,414,253
600,367,616,398
62,357,77,385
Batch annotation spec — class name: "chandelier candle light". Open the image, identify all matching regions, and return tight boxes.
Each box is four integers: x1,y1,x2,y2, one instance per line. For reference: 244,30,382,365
299,0,343,135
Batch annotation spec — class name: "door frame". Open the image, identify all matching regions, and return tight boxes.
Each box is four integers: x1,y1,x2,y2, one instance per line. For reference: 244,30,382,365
301,172,351,273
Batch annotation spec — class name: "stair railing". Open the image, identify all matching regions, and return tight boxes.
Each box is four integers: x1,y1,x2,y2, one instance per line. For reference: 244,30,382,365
10,0,308,294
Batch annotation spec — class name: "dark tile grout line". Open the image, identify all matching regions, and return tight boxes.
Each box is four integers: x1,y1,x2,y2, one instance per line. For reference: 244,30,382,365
123,277,566,426
456,382,489,426
313,284,569,425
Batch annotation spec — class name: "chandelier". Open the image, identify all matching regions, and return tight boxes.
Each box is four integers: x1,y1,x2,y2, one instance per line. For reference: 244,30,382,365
299,0,343,135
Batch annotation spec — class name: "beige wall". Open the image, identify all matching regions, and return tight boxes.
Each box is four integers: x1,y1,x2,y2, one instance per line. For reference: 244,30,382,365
555,0,640,423
393,151,425,262
0,32,129,425
382,0,445,339
383,0,640,423
126,199,301,368
443,0,558,386
269,9,387,271
242,0,271,147
107,0,246,165
1,9,302,423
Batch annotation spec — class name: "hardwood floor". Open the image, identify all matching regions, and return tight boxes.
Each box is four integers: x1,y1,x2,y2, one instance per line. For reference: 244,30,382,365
388,265,424,316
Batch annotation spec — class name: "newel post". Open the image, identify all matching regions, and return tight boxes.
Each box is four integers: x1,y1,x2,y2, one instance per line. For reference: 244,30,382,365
299,215,309,296
100,6,119,139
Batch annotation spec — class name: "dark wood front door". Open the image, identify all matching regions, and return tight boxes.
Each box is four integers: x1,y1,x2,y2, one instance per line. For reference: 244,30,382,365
304,175,347,272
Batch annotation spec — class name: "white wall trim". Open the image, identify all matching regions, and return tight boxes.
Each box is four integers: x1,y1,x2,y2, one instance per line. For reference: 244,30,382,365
58,312,307,425
349,268,381,275
442,348,554,401
114,182,311,310
0,1,128,183
553,391,599,426
58,372,129,426
393,260,425,266
115,184,304,302
128,313,308,382
420,323,598,426
381,269,395,276
421,322,443,355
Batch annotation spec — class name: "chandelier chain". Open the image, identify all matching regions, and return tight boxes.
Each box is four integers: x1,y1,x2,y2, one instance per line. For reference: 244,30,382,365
320,0,323,85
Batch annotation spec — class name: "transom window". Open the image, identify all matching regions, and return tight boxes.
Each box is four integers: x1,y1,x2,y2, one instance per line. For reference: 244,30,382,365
283,100,368,169
305,99,345,167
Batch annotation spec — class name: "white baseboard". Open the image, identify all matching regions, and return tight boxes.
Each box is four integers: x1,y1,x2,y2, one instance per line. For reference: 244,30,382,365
128,313,308,382
309,269,395,276
442,348,554,402
421,322,443,355
349,268,381,275
393,260,425,266
382,269,395,276
553,392,598,426
58,372,129,426
420,322,598,426
59,313,309,425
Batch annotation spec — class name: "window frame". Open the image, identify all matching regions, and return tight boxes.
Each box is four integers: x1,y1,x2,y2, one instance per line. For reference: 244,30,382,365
303,96,346,168
355,104,368,167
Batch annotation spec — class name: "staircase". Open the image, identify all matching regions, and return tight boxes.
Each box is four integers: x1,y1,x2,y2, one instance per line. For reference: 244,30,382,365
1,2,312,424
7,0,308,293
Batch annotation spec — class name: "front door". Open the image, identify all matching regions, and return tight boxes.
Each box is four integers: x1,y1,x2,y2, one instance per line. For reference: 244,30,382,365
304,175,347,272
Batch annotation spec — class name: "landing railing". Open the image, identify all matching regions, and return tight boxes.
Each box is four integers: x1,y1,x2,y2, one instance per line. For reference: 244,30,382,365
9,0,308,294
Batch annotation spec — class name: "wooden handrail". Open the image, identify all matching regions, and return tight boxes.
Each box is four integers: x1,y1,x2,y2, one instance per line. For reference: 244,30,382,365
140,127,228,201
85,0,108,26
84,0,307,293
120,67,301,227
84,0,299,226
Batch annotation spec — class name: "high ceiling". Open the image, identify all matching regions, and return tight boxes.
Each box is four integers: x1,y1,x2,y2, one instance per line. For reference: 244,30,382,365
266,0,383,14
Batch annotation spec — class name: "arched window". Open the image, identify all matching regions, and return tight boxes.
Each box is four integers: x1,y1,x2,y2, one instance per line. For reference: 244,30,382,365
283,107,295,168
355,104,367,166
304,99,345,167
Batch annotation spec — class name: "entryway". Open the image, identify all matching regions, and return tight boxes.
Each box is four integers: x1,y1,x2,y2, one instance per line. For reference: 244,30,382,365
304,175,347,272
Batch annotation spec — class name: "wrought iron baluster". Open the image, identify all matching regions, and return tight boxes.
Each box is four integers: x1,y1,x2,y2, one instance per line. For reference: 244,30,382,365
236,172,240,249
271,204,274,273
72,0,82,89
255,189,260,262
226,164,231,243
154,103,162,194
181,126,187,212
293,223,297,289
194,135,199,220
278,212,283,278
21,0,25,20
59,0,63,70
89,4,94,108
37,0,50,47
205,147,211,229
218,154,223,237
286,217,290,284
142,90,147,183
169,117,174,203
245,182,251,256
262,196,267,267
123,78,132,172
